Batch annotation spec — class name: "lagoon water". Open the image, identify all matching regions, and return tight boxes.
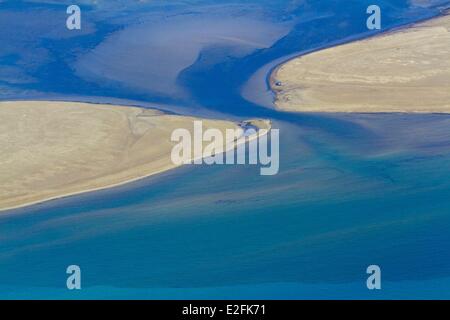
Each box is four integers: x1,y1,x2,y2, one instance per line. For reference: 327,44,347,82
1,0,450,299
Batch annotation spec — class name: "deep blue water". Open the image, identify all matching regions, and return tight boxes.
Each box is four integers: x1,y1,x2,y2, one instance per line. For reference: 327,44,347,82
1,0,450,299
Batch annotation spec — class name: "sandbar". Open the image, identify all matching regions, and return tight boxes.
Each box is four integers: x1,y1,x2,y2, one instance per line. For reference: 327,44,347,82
271,13,450,113
0,101,268,212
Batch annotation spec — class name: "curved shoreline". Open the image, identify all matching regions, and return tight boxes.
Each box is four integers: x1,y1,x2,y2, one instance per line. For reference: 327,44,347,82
267,9,450,113
0,162,182,214
0,101,271,213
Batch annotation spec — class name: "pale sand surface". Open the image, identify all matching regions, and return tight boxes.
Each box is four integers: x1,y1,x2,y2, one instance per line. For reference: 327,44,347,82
0,101,268,212
272,14,450,113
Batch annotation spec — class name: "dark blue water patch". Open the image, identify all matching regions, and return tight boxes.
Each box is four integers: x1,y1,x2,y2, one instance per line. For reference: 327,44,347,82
0,0,67,10
0,54,20,65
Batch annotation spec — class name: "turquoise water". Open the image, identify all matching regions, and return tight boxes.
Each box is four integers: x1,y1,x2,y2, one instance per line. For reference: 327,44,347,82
1,0,450,299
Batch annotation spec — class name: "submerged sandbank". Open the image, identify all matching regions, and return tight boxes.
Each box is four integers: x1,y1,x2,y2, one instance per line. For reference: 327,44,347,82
0,101,269,212
271,13,450,113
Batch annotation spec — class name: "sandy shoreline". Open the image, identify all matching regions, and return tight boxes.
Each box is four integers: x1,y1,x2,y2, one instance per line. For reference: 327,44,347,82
271,12,450,113
0,101,270,212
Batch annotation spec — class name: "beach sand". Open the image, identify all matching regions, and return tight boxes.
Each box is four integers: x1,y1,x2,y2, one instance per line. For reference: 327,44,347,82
271,13,450,113
0,101,268,212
